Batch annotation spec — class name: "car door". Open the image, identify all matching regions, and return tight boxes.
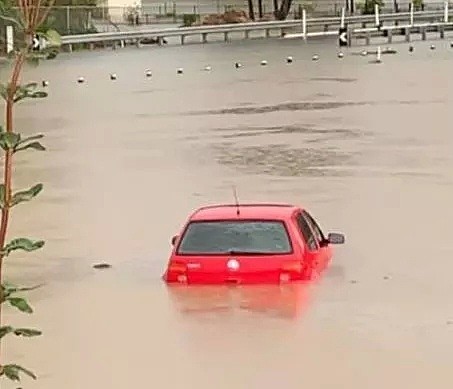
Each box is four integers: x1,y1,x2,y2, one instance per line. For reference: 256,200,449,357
294,212,322,279
302,210,332,272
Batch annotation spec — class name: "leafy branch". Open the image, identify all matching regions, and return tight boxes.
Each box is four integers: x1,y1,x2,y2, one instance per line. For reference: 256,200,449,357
0,0,58,386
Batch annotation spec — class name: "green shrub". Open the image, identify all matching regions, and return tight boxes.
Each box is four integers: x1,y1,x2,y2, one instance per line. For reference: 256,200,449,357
183,14,197,27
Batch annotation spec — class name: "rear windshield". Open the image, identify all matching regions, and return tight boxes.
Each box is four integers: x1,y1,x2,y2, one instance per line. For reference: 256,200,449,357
177,220,292,255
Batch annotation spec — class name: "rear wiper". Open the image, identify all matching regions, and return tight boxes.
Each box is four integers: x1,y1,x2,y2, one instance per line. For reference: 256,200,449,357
227,249,263,255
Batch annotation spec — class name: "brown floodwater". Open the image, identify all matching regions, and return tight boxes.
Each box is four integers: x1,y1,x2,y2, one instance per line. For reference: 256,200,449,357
1,37,453,388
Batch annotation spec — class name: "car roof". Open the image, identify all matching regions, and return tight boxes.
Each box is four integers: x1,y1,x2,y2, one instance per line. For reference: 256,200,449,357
189,203,302,221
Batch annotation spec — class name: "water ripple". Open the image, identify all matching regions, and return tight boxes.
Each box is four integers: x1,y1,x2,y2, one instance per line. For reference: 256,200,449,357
214,143,355,177
184,99,436,116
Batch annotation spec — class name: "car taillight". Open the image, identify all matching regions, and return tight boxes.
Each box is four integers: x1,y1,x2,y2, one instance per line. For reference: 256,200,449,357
280,261,303,282
167,261,188,283
281,261,303,273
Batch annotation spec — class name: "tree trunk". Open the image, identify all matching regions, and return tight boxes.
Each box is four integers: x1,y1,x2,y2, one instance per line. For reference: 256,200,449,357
393,0,399,12
247,0,255,20
277,0,293,20
273,0,279,17
258,0,263,19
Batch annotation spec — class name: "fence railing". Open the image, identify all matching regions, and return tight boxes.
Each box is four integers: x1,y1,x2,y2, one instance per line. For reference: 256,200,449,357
59,8,452,47
3,1,452,36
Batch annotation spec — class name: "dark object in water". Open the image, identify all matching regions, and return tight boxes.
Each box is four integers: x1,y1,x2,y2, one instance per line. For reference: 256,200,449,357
382,47,397,54
93,263,112,269
46,50,58,59
409,45,414,52
140,37,168,45
358,48,397,56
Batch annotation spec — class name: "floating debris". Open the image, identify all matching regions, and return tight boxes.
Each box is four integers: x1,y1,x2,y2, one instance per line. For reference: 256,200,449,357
93,263,112,269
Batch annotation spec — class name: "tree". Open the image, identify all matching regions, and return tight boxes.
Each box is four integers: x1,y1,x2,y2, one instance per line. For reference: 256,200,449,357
246,0,293,21
274,0,293,20
0,0,59,385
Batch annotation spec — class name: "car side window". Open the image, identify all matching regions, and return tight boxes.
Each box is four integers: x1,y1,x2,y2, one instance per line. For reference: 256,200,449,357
302,210,326,244
295,213,318,251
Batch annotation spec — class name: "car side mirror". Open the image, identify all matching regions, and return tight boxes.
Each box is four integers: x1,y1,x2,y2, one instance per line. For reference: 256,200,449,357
328,232,345,244
171,235,178,246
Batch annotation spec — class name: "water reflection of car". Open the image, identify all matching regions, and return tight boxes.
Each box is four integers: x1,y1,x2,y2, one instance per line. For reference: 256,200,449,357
167,284,311,320
162,203,345,285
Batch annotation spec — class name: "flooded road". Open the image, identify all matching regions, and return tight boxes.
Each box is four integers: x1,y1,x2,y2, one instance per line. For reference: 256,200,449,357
2,37,453,388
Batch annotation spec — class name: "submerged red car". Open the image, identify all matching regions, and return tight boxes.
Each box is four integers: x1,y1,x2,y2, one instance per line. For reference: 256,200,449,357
163,203,345,285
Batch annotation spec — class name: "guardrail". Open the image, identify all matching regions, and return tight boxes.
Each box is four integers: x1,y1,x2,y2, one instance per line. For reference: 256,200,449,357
60,9,451,50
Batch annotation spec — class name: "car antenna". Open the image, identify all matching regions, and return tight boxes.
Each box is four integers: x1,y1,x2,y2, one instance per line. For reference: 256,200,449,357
233,185,240,216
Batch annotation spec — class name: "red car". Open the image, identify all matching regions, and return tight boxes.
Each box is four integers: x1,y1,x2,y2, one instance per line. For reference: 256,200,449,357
163,203,345,285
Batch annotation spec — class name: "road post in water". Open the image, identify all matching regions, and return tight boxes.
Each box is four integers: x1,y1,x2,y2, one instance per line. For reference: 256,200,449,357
302,9,307,41
338,7,348,48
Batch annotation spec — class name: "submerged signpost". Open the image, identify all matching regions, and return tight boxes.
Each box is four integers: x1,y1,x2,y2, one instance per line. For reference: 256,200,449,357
338,7,348,47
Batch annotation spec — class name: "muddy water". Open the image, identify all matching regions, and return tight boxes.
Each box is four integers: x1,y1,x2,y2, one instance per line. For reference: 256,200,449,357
2,37,453,388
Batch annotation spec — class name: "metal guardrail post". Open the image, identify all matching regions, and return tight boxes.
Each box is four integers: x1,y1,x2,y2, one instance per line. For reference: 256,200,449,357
302,8,307,40
410,2,414,25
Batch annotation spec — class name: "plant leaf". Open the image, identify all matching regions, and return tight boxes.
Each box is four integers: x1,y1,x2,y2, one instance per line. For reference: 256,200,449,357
0,132,20,150
13,328,42,337
42,29,62,48
0,15,20,26
0,326,41,338
0,184,5,209
18,134,44,143
14,141,46,153
0,326,13,339
1,283,44,300
1,364,37,381
13,83,48,102
2,238,45,257
30,91,48,99
11,184,43,206
22,83,38,90
6,297,33,313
